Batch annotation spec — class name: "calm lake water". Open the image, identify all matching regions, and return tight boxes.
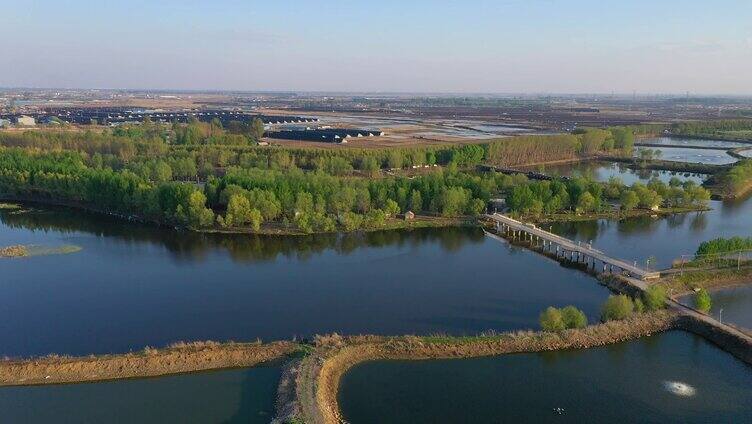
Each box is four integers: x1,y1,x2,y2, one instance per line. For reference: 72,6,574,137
0,364,281,423
339,331,752,424
680,285,752,332
549,196,752,270
540,160,707,185
0,205,609,357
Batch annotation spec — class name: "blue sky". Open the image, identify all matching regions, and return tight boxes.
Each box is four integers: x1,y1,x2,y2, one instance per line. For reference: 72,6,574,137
2,0,751,93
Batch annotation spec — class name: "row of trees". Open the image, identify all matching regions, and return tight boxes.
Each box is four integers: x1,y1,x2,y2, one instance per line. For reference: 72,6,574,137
0,148,215,228
672,120,752,138
171,118,264,146
1,125,638,181
0,130,167,161
204,166,494,233
0,147,500,233
696,236,752,257
486,128,634,167
505,175,710,216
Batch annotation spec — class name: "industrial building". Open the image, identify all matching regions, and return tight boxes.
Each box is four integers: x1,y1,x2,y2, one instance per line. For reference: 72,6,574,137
268,128,384,143
0,108,317,127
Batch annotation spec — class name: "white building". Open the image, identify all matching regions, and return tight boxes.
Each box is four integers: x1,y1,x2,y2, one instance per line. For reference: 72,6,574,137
15,115,36,126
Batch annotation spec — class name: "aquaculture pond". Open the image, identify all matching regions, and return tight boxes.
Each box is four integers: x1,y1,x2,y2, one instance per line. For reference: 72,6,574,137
635,137,740,165
338,331,752,424
0,364,281,424
640,136,749,149
0,205,609,357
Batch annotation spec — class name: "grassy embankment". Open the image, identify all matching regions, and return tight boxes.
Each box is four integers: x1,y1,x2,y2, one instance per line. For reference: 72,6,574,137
292,312,676,424
0,340,298,387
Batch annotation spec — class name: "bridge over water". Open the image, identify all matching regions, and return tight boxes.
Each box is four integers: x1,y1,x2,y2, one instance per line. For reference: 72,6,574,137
485,213,660,280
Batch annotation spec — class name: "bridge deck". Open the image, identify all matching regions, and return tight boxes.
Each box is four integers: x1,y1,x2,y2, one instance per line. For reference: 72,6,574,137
486,213,660,280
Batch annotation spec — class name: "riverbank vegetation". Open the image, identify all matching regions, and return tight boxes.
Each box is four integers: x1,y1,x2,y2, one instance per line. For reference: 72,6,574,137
0,142,712,235
505,175,710,217
539,306,587,331
4,123,716,235
671,120,752,142
695,288,712,313
601,286,667,322
710,159,752,199
671,236,752,271
697,236,752,258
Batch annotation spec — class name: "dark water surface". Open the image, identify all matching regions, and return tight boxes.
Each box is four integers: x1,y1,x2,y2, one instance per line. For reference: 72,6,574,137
0,205,609,357
0,365,281,423
339,332,752,424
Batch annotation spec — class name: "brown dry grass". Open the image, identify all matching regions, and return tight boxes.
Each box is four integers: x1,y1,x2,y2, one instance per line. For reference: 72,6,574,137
0,245,28,258
0,341,296,386
298,311,677,424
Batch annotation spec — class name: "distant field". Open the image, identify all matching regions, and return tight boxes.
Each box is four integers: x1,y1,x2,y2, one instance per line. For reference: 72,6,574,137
721,130,752,139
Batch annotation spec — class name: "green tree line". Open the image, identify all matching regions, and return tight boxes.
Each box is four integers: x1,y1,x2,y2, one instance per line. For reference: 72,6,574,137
505,175,709,216
696,236,752,258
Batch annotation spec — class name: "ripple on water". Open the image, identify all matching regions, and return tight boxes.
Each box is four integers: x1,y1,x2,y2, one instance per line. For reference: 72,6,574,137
664,381,696,397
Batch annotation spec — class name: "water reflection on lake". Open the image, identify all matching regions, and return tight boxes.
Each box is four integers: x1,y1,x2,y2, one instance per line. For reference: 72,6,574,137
0,205,609,357
549,197,752,270
539,160,707,185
